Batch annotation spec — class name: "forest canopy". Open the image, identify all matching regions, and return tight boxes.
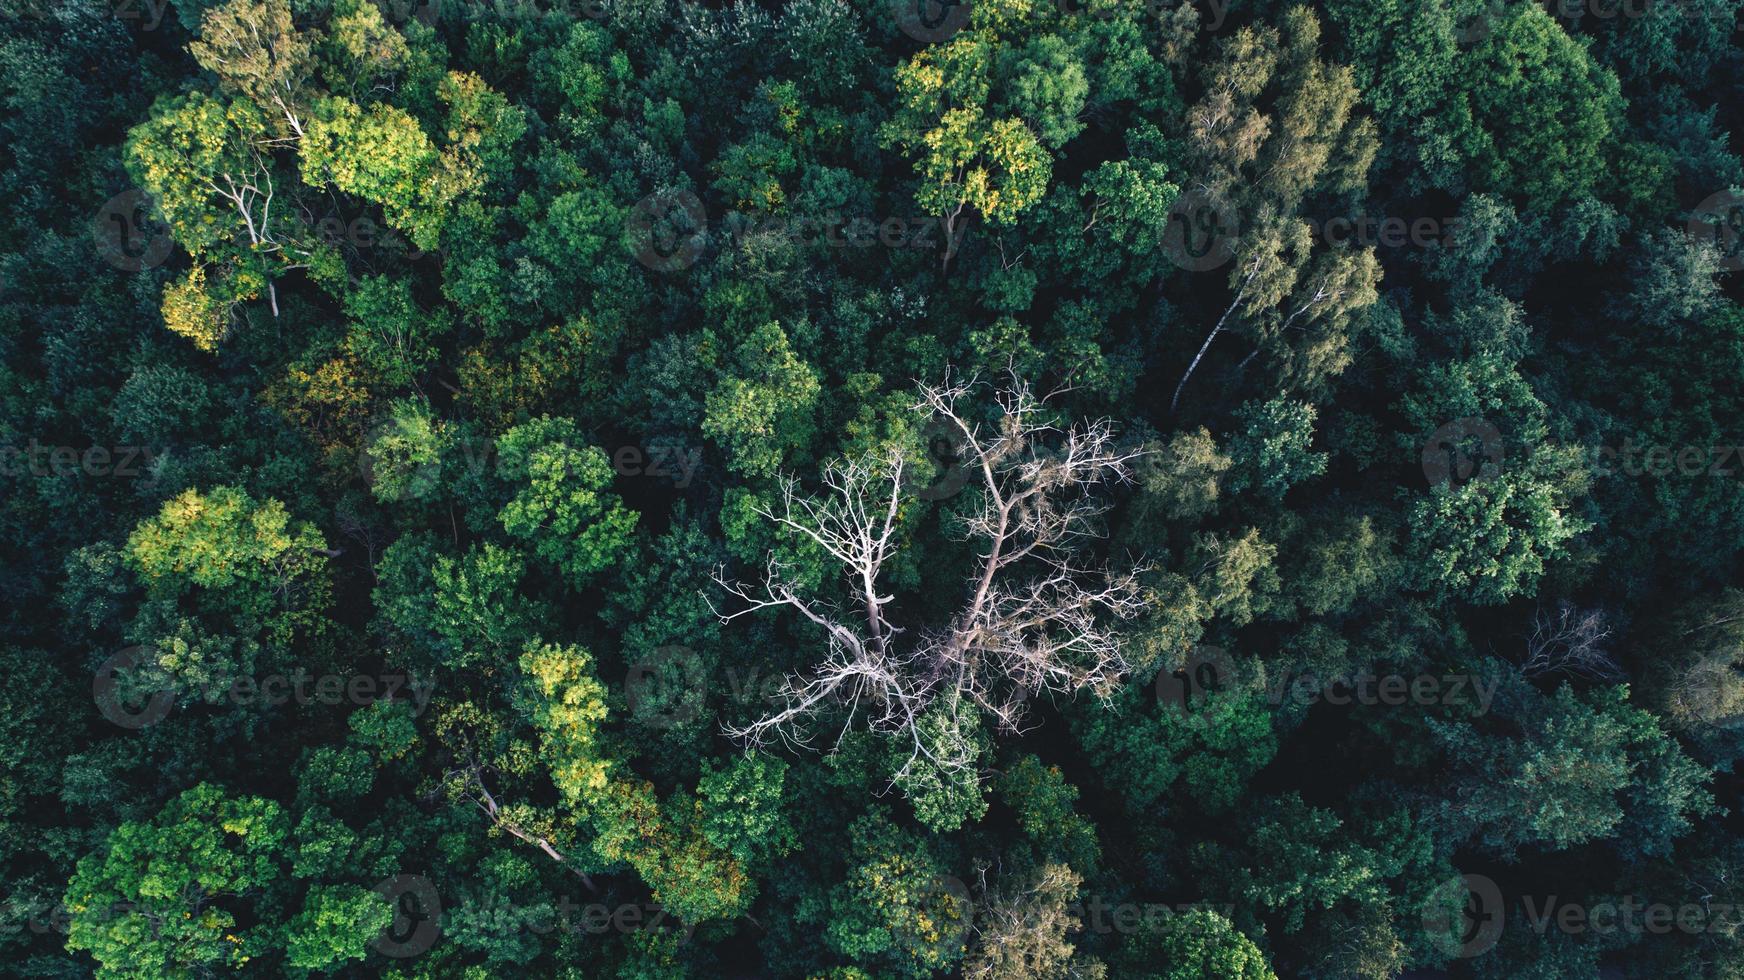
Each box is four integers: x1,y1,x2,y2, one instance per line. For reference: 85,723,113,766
1,0,1743,976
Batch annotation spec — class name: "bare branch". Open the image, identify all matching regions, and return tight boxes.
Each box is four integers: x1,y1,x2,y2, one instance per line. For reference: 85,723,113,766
713,375,1150,778
1523,602,1621,682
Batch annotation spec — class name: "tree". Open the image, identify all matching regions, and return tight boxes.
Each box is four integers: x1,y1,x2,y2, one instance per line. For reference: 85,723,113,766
374,535,536,672
299,95,474,252
696,753,799,868
518,641,613,804
512,639,751,922
995,756,1099,871
1224,397,1328,501
1461,4,1625,209
962,863,1084,980
495,416,638,589
1169,8,1381,411
702,322,822,479
1641,589,1744,753
714,376,1146,786
1427,683,1713,861
824,810,969,978
188,0,319,138
1206,794,1394,943
1108,907,1276,980
879,0,1072,265
1399,352,1591,606
1069,665,1276,816
362,396,446,504
283,884,394,970
888,692,990,832
125,486,330,627
63,784,296,977
1522,602,1618,681
344,275,447,389
125,92,299,322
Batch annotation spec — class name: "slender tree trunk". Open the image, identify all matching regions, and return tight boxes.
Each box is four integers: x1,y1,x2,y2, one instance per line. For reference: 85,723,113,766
1171,283,1248,414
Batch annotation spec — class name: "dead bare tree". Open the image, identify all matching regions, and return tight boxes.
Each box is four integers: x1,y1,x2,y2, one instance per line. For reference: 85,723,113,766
1523,602,1620,681
710,374,1149,778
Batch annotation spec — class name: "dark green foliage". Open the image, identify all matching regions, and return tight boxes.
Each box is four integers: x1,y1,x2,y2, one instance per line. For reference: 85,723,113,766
2,0,1739,975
